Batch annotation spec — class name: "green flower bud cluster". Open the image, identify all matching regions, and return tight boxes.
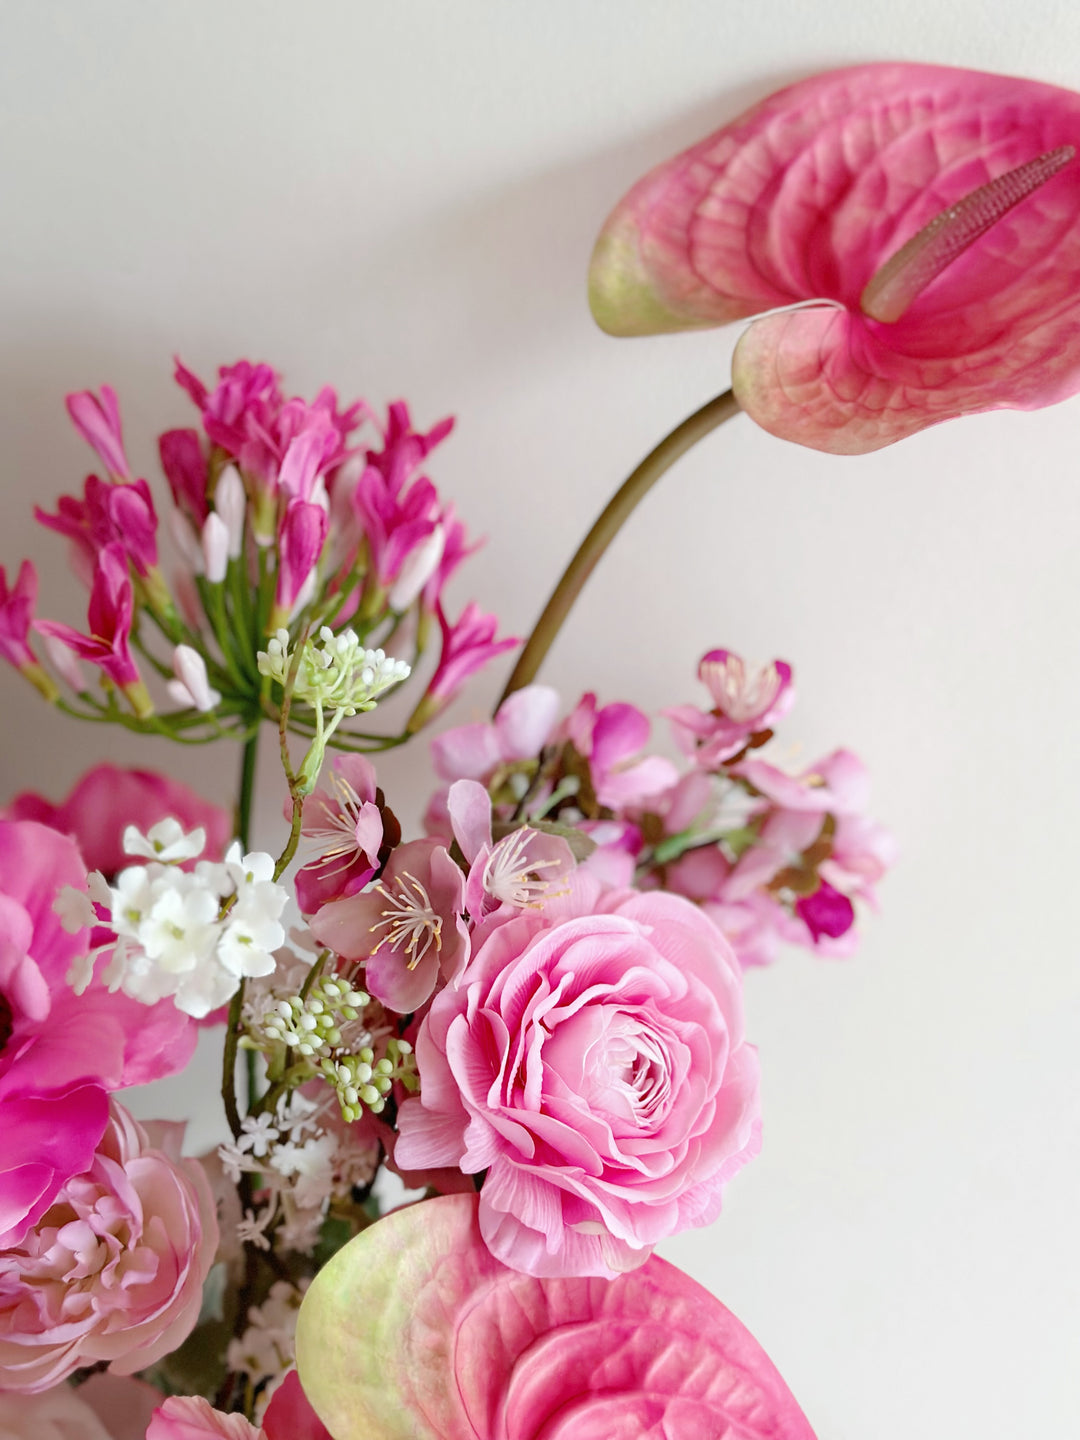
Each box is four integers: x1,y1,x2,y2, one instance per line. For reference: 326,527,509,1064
257,627,411,717
261,975,370,1060
319,1037,416,1122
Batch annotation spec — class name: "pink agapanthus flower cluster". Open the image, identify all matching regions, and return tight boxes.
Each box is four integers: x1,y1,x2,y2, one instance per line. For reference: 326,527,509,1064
2,361,515,744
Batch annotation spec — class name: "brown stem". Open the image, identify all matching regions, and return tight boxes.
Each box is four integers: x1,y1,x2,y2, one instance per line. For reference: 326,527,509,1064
497,388,740,706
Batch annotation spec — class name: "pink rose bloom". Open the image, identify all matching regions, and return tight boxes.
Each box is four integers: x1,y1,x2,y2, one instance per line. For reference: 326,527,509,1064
6,764,232,879
396,874,760,1278
0,1101,217,1392
0,821,196,1248
147,1371,330,1440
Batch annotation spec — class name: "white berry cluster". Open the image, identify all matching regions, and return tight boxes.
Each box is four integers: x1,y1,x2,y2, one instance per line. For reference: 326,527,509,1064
257,626,411,716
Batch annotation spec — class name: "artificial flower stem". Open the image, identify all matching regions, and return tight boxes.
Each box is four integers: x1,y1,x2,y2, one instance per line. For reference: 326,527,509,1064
236,727,260,852
497,388,740,704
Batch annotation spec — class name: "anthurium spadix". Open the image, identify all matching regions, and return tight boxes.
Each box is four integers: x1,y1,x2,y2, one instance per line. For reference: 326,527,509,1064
589,64,1080,454
295,1193,817,1440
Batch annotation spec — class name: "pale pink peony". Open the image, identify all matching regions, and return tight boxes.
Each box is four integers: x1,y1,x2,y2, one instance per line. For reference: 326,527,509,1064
395,873,760,1278
0,821,197,1247
6,764,232,879
0,1101,217,1391
147,1371,330,1440
295,1193,817,1440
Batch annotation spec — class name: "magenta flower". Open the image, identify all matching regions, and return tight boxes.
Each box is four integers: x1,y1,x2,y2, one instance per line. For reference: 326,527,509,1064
36,543,146,706
36,475,159,583
158,428,210,526
5,763,232,879
395,872,759,1278
295,1192,817,1440
589,63,1080,453
65,386,130,479
0,819,198,1249
562,692,678,809
0,1100,217,1392
275,499,329,614
0,560,38,670
415,601,518,724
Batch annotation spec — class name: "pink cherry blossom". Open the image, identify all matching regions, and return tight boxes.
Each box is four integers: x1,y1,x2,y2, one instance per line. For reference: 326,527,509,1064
65,386,130,479
5,764,232,879
310,838,468,1013
396,872,759,1278
666,648,794,767
590,63,1080,453
295,1192,817,1440
0,560,38,670
0,1101,217,1391
0,819,197,1247
447,778,576,921
293,754,385,914
431,683,561,783
35,543,142,694
562,692,678,808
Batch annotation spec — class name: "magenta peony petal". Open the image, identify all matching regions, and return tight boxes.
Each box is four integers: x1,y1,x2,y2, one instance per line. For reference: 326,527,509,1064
589,63,1080,452
296,1193,817,1440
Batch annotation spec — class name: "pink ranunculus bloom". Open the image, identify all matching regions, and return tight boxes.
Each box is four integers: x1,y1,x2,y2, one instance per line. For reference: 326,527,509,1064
395,873,760,1279
562,692,678,809
0,820,196,1247
293,755,384,914
5,764,232,879
295,1192,818,1440
0,1384,115,1440
310,838,469,1013
0,1101,218,1392
35,544,147,710
589,64,1080,454
0,560,39,670
65,386,130,480
146,1371,331,1440
665,648,794,768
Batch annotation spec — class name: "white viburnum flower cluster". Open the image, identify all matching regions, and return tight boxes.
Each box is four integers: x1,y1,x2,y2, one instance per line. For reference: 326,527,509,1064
82,821,290,1018
257,626,411,716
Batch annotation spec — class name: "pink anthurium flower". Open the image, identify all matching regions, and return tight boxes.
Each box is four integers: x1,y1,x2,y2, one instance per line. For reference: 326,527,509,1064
295,1192,817,1440
589,63,1080,453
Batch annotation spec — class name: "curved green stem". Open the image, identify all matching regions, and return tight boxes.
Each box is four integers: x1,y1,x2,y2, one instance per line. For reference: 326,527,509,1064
497,388,740,706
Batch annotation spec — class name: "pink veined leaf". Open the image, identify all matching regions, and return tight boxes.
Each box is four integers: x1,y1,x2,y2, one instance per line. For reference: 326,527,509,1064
588,63,1080,454
295,1192,818,1440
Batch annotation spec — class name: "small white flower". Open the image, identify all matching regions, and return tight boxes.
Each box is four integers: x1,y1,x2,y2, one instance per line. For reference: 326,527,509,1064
236,1205,276,1251
270,1133,338,1209
238,1112,280,1159
123,818,208,863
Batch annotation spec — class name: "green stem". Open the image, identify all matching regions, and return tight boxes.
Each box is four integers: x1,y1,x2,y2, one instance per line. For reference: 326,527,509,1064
222,728,261,1138
236,727,260,851
497,388,740,706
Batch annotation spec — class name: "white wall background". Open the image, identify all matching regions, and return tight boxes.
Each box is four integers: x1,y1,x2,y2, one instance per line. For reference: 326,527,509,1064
2,3,1079,1436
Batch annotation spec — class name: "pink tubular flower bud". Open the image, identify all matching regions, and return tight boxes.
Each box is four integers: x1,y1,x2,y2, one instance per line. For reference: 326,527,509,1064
158,428,210,525
0,559,38,669
275,499,328,614
167,645,221,712
65,385,130,478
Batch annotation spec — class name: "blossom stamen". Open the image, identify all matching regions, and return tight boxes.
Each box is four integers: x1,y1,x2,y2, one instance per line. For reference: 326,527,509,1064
482,829,567,908
370,873,442,969
861,144,1076,323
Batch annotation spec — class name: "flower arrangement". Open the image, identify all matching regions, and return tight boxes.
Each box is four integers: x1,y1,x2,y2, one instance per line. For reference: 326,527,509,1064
0,59,1076,1439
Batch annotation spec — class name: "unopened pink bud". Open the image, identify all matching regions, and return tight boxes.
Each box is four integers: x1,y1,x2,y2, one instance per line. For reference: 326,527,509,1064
214,466,246,559
389,524,446,611
167,645,221,712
